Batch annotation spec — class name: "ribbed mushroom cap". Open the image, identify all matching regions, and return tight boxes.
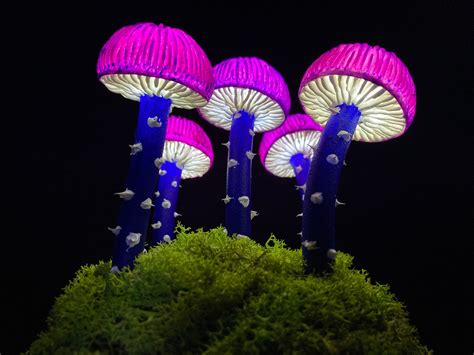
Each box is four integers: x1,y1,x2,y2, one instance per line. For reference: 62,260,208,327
198,57,291,133
163,116,213,179
97,23,214,109
299,43,416,142
259,114,323,178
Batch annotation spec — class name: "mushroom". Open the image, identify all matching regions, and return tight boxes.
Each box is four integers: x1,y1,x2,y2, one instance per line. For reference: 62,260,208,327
198,57,290,238
299,43,416,274
258,113,323,202
151,115,213,244
97,22,214,269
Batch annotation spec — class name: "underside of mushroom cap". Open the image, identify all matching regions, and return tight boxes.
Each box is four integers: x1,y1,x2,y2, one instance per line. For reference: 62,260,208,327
163,116,213,179
198,57,291,133
299,43,416,142
97,22,214,109
259,114,323,178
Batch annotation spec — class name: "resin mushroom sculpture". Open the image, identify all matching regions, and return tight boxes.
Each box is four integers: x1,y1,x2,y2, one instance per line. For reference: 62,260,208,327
259,113,324,202
299,43,416,274
151,115,214,244
97,22,214,269
198,57,290,238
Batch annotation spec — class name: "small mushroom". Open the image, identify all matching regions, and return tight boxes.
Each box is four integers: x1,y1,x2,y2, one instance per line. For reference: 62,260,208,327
198,57,291,238
151,116,214,245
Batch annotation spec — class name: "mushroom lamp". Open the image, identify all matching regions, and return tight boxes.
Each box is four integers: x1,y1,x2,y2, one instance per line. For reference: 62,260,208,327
259,113,324,202
151,115,214,244
198,57,290,238
299,43,416,274
98,23,214,269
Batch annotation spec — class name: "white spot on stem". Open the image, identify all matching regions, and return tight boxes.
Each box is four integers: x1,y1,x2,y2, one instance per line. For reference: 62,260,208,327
107,226,122,236
251,210,259,220
115,188,135,200
162,199,171,209
327,249,337,259
234,112,242,119
228,159,239,168
222,195,233,204
140,198,154,209
337,130,352,142
248,129,255,137
171,181,178,187
151,221,162,229
222,141,230,149
147,116,162,128
129,143,143,155
310,192,323,204
246,151,256,160
294,165,303,174
163,235,171,243
326,154,339,165
159,169,167,176
302,240,317,250
126,232,141,250
154,191,160,197
174,212,181,218
238,196,250,208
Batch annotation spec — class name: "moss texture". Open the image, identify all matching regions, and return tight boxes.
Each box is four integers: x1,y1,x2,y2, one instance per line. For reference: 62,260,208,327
28,225,430,354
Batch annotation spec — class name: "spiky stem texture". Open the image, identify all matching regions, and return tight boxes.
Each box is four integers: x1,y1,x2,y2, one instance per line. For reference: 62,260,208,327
112,95,172,269
225,110,256,237
302,104,361,274
151,161,183,244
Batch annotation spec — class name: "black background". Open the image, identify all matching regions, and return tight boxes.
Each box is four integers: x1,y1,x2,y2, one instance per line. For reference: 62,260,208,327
3,1,472,353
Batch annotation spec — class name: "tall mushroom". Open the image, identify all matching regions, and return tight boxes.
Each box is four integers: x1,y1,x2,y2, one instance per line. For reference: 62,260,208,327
258,113,324,202
299,43,416,274
151,115,213,244
198,57,290,238
97,23,214,269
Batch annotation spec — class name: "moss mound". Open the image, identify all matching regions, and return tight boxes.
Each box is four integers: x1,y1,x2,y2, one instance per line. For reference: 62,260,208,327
29,226,429,354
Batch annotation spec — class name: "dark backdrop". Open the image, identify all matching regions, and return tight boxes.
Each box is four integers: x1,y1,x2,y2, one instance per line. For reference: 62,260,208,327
4,1,472,353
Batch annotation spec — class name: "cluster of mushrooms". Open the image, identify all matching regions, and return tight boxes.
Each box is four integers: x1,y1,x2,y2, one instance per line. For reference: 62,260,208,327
98,23,416,274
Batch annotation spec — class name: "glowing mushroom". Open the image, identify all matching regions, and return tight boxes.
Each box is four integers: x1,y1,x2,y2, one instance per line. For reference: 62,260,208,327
151,116,213,244
198,57,290,238
98,22,214,269
258,113,323,203
299,43,416,273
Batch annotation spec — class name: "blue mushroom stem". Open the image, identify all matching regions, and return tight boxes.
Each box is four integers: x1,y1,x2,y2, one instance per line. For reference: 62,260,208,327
151,161,183,244
302,103,361,274
112,95,172,269
290,152,311,202
225,110,256,237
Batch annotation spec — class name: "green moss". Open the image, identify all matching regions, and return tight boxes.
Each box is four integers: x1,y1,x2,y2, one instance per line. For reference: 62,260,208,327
28,225,430,354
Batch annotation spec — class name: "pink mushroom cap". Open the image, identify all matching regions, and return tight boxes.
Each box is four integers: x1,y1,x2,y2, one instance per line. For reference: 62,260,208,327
299,43,416,142
163,116,214,179
97,22,214,107
259,114,324,178
198,57,291,133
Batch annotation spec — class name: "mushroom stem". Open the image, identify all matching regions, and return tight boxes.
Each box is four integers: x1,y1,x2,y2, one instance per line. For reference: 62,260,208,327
225,110,256,237
290,153,311,201
151,161,183,244
302,103,361,274
112,95,172,269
